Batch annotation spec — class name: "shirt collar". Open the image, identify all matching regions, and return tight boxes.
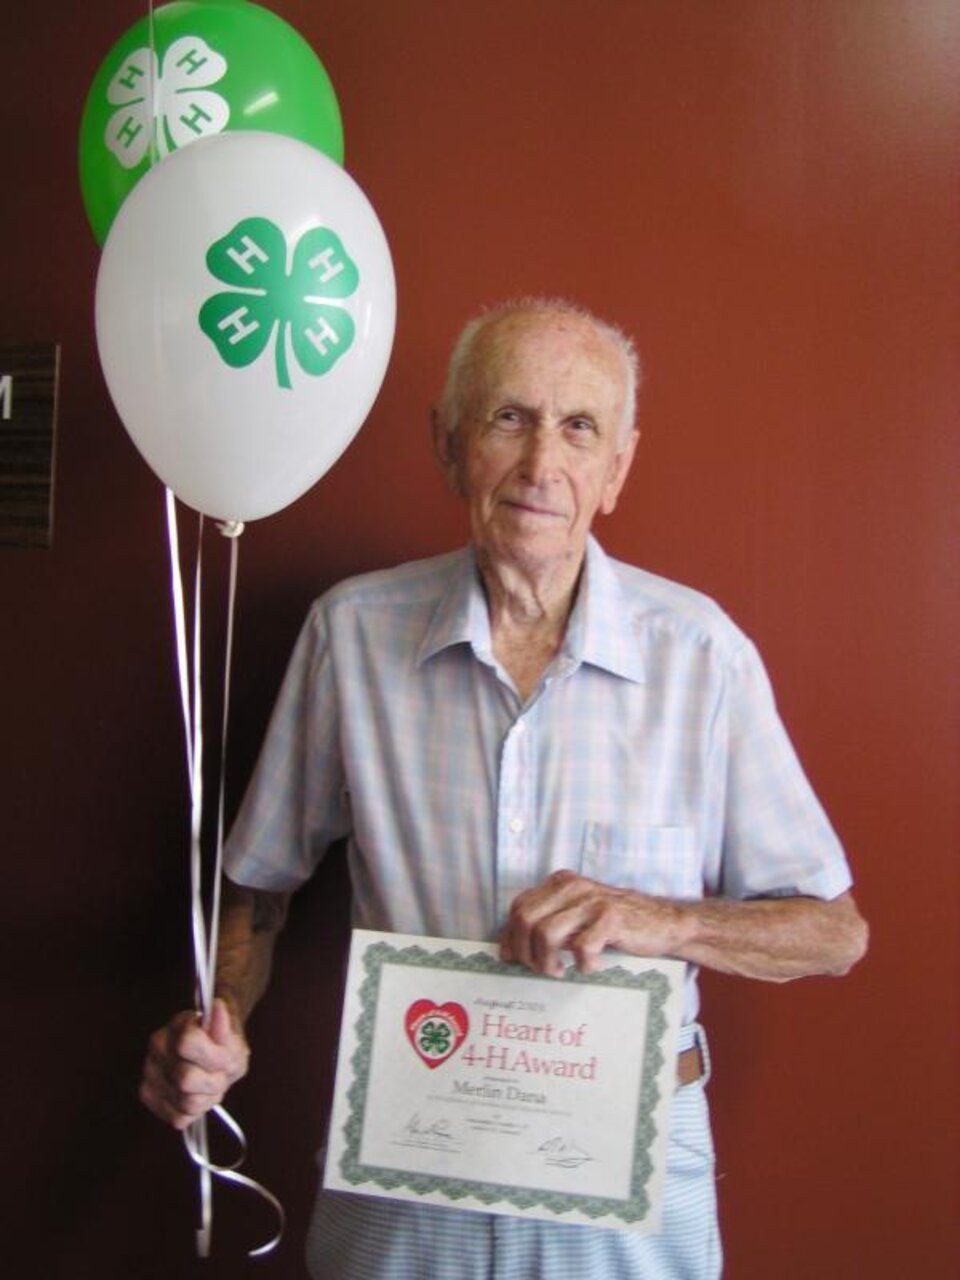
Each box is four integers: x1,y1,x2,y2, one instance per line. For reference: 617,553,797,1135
416,547,492,667
560,535,647,684
416,537,646,684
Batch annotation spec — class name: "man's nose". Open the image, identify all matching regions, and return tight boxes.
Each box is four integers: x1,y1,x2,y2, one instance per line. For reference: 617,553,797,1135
520,426,561,483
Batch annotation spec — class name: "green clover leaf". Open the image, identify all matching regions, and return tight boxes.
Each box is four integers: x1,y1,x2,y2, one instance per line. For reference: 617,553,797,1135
198,217,359,390
419,1020,453,1057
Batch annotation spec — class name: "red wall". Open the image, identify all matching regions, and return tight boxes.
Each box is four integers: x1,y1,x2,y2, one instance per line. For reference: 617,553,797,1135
2,3,957,1276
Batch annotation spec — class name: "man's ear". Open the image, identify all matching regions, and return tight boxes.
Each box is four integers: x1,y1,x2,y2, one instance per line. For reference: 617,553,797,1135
431,407,464,496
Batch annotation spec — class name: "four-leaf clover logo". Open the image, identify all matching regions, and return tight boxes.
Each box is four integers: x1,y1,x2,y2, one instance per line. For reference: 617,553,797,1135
105,35,229,169
418,1020,453,1059
199,217,360,390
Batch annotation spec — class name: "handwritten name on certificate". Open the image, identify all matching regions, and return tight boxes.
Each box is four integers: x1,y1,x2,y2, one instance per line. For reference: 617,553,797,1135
324,931,685,1231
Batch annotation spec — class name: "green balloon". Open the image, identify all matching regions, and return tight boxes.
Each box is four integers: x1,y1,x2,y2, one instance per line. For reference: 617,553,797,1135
79,1,344,245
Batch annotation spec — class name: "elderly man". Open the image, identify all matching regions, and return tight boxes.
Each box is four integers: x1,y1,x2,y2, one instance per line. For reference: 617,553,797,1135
141,298,867,1279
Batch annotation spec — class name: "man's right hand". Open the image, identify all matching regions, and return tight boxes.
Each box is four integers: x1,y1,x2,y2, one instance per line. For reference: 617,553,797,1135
139,997,250,1130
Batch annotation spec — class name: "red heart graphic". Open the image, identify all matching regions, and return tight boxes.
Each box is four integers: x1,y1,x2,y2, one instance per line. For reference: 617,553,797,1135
405,999,469,1069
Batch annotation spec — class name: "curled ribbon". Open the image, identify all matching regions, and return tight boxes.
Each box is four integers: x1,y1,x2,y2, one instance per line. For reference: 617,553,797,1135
183,1108,285,1258
165,488,284,1258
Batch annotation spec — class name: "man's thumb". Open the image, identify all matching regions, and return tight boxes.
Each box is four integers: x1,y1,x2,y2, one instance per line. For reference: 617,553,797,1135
207,997,237,1046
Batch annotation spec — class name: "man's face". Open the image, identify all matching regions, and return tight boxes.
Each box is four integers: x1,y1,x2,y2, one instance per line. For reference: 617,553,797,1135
439,311,638,580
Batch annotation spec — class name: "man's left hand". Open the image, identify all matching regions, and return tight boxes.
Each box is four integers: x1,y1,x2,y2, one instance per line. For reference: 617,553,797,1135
499,869,684,977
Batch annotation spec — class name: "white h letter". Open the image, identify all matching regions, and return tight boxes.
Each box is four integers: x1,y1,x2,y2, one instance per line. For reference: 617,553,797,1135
217,308,260,345
226,235,270,276
304,316,340,357
307,247,345,285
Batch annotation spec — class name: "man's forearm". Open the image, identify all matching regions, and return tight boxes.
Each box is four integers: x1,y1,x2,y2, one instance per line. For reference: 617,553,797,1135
214,880,291,1027
669,890,868,982
501,872,868,981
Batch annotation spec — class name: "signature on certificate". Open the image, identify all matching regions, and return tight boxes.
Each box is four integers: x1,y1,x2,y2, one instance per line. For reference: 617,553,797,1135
537,1135,595,1169
398,1112,459,1147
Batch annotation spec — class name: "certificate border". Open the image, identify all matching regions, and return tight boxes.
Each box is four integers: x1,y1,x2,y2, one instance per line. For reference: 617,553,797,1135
336,939,672,1224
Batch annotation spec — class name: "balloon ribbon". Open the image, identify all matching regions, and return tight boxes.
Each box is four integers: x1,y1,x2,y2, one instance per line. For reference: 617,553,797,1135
165,488,284,1258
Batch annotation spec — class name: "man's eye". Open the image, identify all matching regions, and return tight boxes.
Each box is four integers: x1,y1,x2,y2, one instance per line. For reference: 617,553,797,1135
495,409,522,426
568,418,596,435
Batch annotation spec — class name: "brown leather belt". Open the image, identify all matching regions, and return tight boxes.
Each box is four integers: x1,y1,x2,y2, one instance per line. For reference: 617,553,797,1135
677,1044,705,1087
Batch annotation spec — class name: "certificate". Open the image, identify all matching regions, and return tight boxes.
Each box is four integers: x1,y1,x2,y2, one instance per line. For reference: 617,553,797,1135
324,931,685,1232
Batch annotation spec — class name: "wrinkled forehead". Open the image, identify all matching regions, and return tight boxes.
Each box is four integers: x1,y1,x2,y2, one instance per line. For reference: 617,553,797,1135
465,311,628,412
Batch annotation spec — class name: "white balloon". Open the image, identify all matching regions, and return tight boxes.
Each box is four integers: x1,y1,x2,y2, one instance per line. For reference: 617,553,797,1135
95,131,395,521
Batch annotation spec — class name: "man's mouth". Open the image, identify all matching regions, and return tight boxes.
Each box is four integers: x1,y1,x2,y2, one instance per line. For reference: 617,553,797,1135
501,498,563,518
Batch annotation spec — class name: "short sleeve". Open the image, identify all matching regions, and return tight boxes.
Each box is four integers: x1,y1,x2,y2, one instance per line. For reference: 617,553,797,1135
719,639,853,902
224,601,351,892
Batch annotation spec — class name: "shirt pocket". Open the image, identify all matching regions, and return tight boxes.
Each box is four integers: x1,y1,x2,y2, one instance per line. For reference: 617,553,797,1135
579,822,702,901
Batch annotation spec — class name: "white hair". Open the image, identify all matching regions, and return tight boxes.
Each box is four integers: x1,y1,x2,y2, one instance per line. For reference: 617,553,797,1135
437,296,642,444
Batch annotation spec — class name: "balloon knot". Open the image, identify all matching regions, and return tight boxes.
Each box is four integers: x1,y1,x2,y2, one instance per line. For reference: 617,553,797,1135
216,520,245,539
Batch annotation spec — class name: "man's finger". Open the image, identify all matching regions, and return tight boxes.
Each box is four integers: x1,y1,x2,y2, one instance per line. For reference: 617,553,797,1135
207,997,237,1048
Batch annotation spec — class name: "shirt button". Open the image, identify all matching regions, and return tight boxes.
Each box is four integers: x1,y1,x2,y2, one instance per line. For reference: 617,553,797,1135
509,817,525,834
